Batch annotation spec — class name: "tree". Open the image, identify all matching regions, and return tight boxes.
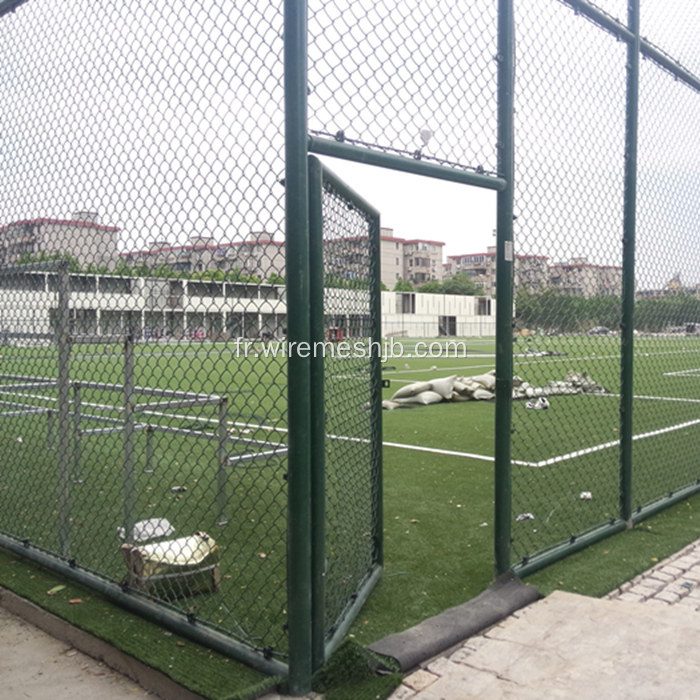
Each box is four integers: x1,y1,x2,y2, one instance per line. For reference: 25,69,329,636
393,277,413,292
441,273,483,296
113,259,134,277
417,280,443,293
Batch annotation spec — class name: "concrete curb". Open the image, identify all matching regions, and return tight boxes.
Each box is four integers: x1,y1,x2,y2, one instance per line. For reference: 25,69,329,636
0,587,205,700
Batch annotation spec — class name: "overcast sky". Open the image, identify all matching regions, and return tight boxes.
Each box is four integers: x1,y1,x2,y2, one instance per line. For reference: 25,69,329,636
1,0,698,285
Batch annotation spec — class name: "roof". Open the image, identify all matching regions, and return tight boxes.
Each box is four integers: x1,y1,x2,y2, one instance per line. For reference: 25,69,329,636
121,239,284,257
380,236,445,246
447,252,548,261
0,218,120,233
549,262,622,270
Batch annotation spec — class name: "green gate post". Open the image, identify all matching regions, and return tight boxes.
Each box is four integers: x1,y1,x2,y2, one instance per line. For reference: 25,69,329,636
494,0,516,576
284,0,313,693
619,0,640,525
307,155,326,671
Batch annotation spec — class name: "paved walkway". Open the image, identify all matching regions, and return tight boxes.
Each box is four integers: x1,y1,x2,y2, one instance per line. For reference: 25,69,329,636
389,538,700,699
0,605,155,700
4,538,700,699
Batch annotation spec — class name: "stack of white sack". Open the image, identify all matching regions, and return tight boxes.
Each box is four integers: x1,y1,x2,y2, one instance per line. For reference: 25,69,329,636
382,371,496,410
382,370,608,409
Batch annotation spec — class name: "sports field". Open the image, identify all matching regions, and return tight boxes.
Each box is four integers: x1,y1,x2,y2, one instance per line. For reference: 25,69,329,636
1,333,699,650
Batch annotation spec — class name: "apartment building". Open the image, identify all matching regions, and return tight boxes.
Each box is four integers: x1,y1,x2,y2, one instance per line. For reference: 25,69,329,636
379,227,444,289
444,247,549,295
122,232,285,281
548,258,622,298
0,212,120,269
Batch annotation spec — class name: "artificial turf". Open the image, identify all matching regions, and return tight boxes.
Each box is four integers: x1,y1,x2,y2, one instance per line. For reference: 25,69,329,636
1,333,700,696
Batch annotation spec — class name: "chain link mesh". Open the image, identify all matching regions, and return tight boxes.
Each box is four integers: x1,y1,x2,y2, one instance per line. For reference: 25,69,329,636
510,0,627,562
318,170,382,639
0,0,290,659
2,0,699,674
510,0,700,566
633,43,700,510
308,0,498,175
640,0,700,78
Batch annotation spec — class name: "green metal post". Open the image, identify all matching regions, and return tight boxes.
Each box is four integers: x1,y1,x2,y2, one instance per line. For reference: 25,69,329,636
56,262,72,557
494,0,516,576
123,332,136,543
370,208,384,571
145,425,154,473
72,383,82,483
216,397,229,525
619,0,639,525
284,0,313,693
307,155,326,671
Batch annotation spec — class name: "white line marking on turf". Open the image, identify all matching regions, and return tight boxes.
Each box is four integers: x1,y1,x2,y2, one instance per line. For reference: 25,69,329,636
382,440,495,463
524,417,700,468
584,392,700,405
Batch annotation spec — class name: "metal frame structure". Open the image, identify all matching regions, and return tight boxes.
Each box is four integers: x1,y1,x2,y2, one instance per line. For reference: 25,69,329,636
1,0,698,694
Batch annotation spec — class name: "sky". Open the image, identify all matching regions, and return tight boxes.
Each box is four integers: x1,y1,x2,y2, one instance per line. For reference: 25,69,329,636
0,0,698,286
314,157,498,257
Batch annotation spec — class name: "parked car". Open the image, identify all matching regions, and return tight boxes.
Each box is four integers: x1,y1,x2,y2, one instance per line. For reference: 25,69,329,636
588,326,611,335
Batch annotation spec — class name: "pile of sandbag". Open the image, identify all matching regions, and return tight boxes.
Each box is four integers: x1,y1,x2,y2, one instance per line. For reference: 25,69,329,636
512,370,608,399
383,370,608,409
383,371,496,410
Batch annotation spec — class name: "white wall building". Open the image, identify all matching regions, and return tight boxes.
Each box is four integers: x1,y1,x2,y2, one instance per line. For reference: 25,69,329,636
0,272,495,343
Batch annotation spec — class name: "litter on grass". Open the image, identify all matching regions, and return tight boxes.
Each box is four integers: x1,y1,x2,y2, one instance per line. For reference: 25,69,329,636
118,517,174,543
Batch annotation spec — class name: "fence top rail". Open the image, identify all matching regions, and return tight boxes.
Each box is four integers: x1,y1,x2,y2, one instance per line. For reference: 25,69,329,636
563,0,700,92
308,136,507,191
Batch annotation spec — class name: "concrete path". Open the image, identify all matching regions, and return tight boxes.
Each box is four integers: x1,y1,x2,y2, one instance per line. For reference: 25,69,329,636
0,605,155,699
391,538,700,699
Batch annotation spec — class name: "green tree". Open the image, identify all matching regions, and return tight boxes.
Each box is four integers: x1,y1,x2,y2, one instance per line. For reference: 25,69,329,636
417,280,444,293
441,273,483,296
113,259,134,277
393,277,413,291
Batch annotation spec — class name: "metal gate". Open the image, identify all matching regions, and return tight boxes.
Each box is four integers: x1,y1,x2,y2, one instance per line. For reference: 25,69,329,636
308,156,383,667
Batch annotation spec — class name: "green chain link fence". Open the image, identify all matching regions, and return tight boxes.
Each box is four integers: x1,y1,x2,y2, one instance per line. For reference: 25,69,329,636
505,0,700,574
1,0,699,693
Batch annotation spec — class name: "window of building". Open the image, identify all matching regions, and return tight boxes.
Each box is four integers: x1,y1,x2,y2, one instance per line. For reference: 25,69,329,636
477,297,491,316
397,293,416,314
438,315,456,336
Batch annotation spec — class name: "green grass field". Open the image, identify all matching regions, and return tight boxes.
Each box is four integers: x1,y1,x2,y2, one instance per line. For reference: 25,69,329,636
1,332,699,659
